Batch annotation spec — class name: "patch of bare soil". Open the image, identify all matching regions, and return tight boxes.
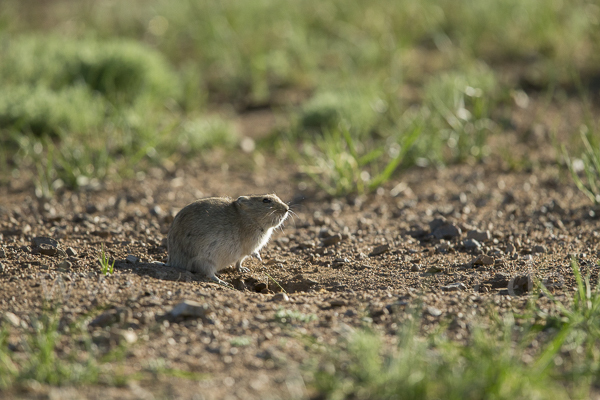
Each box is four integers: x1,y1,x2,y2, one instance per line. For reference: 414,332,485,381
1,112,600,399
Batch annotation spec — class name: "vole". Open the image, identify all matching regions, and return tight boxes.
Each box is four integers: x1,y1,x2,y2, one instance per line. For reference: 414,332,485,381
166,194,290,285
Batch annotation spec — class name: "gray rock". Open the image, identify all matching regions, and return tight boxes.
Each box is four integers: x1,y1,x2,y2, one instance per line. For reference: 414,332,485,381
432,223,461,239
442,282,467,292
31,237,59,248
410,264,421,272
532,245,547,254
38,243,58,256
511,274,533,293
126,255,138,263
90,310,118,327
169,300,209,318
57,260,72,269
428,217,448,232
3,312,21,327
467,230,491,242
271,293,290,302
0,248,5,258
463,239,482,250
426,306,442,317
66,247,78,257
321,234,342,247
506,243,516,255
369,244,390,256
472,254,494,266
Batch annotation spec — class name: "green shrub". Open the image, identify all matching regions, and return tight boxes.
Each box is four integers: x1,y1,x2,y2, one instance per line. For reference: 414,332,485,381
174,116,238,154
0,35,181,105
0,85,106,137
298,88,385,138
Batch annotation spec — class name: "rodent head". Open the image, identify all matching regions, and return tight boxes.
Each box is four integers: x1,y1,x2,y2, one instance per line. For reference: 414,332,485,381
235,194,289,229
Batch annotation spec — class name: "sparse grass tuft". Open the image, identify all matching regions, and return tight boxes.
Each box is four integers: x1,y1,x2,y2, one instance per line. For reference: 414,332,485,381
563,128,600,204
275,308,317,325
98,244,115,275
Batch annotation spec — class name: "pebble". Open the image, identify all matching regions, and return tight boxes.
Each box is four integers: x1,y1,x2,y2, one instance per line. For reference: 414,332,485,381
321,234,342,247
0,248,5,258
271,293,289,302
511,274,533,293
31,237,59,248
435,242,450,253
66,247,78,257
532,245,547,254
463,239,482,250
410,264,421,272
426,306,442,317
432,223,462,239
506,243,516,255
90,310,118,327
329,299,348,307
442,282,467,292
467,230,491,242
117,330,138,344
369,244,390,256
169,300,209,318
472,254,494,266
38,243,58,256
126,255,138,263
57,260,73,269
3,312,21,327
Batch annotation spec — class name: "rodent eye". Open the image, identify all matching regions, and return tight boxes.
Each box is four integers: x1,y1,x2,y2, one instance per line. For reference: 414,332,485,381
262,198,272,203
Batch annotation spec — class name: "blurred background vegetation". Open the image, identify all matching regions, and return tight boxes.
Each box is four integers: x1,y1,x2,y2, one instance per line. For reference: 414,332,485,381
1,0,599,197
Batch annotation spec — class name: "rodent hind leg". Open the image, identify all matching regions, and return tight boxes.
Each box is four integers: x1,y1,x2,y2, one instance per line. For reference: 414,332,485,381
190,257,231,286
235,256,250,274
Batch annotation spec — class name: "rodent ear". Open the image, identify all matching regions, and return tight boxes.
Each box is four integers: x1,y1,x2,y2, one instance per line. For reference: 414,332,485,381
235,196,250,208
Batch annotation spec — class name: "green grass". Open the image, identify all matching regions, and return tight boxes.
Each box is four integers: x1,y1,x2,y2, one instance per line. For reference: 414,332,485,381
98,244,115,275
563,128,600,205
307,260,600,399
0,307,121,389
0,0,599,195
275,308,318,325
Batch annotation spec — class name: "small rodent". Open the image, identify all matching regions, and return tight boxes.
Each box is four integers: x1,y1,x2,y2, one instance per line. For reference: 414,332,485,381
166,194,290,285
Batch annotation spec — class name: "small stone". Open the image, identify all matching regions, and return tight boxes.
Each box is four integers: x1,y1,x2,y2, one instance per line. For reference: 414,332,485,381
369,244,390,256
329,299,348,307
428,218,448,232
491,273,510,288
169,300,209,318
463,239,482,250
3,312,21,327
426,306,442,317
126,255,138,263
57,260,72,269
506,243,516,255
90,310,118,327
472,254,494,266
467,230,491,242
38,243,58,256
435,242,450,253
0,248,5,258
410,264,421,272
299,241,316,249
321,234,342,247
432,223,462,239
511,274,533,293
118,330,138,344
66,247,78,257
31,237,59,248
442,282,467,292
271,293,289,302
265,258,284,265
532,245,547,254
425,266,443,274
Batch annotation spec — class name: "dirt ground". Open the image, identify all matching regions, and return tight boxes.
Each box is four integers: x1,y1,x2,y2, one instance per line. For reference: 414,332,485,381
1,101,600,399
